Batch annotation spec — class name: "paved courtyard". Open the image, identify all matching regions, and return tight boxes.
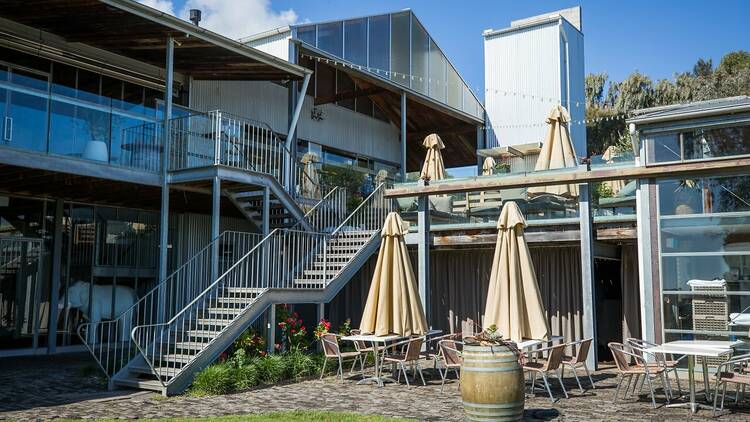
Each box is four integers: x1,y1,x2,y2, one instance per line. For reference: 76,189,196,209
2,353,750,421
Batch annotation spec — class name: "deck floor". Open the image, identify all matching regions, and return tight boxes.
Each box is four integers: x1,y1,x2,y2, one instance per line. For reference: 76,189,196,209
2,353,750,421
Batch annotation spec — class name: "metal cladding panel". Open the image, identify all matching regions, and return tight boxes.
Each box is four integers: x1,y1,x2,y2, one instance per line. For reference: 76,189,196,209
484,22,561,149
174,213,257,267
245,31,292,60
190,81,400,165
562,20,587,157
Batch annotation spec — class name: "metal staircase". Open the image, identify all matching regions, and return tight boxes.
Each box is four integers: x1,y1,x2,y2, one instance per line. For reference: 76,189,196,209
121,184,392,395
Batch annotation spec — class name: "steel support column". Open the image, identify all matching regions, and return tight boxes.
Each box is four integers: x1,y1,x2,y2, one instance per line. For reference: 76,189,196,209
401,91,407,182
48,199,64,353
285,73,311,192
578,182,597,369
636,179,656,343
262,186,270,235
417,195,430,325
267,304,276,355
211,176,221,281
158,36,174,321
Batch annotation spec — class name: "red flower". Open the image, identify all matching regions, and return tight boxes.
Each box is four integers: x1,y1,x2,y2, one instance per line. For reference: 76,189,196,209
278,322,286,328
293,312,299,318
286,317,293,324
300,326,306,332
291,329,296,334
298,318,303,324
275,343,281,350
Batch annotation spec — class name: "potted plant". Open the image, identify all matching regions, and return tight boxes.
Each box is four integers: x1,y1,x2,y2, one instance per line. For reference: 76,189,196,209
461,325,525,421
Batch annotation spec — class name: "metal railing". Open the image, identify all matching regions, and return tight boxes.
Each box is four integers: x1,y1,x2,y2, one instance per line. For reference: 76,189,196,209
296,186,347,232
332,183,394,236
78,231,262,380
168,111,287,183
131,228,329,385
119,121,163,172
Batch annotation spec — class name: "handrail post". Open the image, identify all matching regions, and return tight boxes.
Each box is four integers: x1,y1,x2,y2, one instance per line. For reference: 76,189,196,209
214,110,222,165
322,236,328,285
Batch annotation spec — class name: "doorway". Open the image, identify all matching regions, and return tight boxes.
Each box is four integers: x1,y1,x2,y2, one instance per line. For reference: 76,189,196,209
595,257,622,363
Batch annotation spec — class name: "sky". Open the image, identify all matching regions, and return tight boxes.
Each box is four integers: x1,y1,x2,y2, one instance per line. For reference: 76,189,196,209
142,0,750,102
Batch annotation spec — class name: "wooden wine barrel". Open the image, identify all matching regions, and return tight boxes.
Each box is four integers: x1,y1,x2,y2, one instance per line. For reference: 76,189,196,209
460,344,524,421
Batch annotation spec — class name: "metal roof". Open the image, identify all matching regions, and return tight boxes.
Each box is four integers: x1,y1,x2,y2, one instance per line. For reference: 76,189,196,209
0,0,311,81
627,96,750,125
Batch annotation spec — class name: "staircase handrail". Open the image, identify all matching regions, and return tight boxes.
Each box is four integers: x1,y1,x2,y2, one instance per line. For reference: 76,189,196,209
130,227,329,386
331,183,391,236
293,186,347,232
77,230,262,379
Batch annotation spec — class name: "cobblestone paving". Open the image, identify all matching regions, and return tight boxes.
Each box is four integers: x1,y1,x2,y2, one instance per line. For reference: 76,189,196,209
2,354,750,421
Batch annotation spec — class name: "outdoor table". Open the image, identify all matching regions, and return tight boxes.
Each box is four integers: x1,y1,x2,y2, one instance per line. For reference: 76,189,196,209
341,329,442,387
517,335,564,352
645,340,742,413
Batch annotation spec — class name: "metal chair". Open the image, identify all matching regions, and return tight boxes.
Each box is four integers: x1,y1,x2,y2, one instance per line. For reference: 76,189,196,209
560,338,595,393
522,343,568,403
609,342,670,408
381,337,426,386
712,352,750,416
436,339,463,392
348,329,381,377
319,333,361,382
626,337,683,398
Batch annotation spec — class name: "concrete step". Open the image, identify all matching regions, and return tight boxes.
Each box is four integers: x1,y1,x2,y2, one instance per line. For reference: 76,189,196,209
206,307,244,316
195,318,233,328
128,365,178,379
159,353,193,364
114,377,166,393
185,329,222,339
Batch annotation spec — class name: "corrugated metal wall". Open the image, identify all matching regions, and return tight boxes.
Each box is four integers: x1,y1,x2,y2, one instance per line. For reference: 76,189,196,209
562,20,586,156
245,31,291,60
190,80,401,164
174,213,258,267
484,20,586,156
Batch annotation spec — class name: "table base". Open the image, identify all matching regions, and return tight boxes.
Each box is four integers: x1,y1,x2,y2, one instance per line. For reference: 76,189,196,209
356,376,397,386
666,402,713,414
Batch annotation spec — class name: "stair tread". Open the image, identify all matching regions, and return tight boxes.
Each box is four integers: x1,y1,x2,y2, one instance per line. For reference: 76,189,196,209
114,377,165,392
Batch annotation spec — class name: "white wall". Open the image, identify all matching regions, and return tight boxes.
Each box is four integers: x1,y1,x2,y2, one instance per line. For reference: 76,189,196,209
244,30,291,61
190,80,401,165
484,19,586,156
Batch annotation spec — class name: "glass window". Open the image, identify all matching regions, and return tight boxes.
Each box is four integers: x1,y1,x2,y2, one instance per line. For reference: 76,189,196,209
101,76,122,105
684,125,750,160
51,63,77,98
446,64,462,110
428,40,446,103
647,133,681,163
659,175,750,216
76,69,101,104
368,15,390,73
297,25,316,46
411,17,429,95
336,70,355,110
344,19,367,66
121,82,145,114
317,22,343,57
390,12,410,87
463,86,476,116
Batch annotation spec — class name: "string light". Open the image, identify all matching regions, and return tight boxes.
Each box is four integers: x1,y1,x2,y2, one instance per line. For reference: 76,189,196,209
300,53,586,109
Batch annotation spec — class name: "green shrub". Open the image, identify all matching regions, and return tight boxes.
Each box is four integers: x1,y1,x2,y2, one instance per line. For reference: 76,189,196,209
253,354,285,384
234,363,259,390
191,364,236,396
284,349,316,380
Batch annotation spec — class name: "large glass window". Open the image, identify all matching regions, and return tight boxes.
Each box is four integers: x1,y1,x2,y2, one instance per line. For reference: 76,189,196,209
428,40,447,103
446,64,462,110
646,124,750,164
317,22,343,57
390,12,410,88
344,19,367,67
411,17,429,95
297,25,316,46
368,15,390,73
658,173,750,343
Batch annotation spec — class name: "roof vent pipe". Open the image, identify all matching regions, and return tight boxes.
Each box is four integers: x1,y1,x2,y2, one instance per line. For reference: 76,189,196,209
189,9,202,26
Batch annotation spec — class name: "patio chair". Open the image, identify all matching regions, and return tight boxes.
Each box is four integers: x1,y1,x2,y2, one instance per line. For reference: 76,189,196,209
609,342,671,408
560,338,595,393
381,337,426,386
423,332,461,368
626,338,683,398
712,352,750,416
436,339,463,392
523,343,568,403
319,333,362,382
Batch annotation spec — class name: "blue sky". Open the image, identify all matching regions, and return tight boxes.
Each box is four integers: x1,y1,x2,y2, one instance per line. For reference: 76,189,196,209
161,0,749,101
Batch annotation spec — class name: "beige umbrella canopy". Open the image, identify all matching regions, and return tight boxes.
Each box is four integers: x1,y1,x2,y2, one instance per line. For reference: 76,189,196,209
300,152,321,200
420,133,446,181
483,202,550,342
482,156,496,176
602,146,626,194
360,212,428,336
528,105,579,197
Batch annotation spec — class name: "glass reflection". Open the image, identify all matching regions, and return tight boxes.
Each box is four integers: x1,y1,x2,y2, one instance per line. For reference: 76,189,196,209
317,22,343,57
368,15,390,73
344,19,367,66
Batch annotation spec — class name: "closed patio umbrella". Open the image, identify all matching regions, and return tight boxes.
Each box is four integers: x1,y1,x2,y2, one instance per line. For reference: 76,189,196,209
602,145,626,195
483,201,550,342
482,156,496,176
300,152,321,200
528,105,579,197
420,133,446,181
360,212,428,336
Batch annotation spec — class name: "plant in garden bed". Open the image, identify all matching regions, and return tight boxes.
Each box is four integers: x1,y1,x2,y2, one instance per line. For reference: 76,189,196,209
276,304,309,352
314,318,331,339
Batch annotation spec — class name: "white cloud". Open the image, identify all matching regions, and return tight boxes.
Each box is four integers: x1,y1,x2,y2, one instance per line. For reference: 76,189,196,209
139,0,298,40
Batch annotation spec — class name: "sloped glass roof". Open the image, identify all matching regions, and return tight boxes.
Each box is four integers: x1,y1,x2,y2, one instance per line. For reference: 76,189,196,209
292,10,483,120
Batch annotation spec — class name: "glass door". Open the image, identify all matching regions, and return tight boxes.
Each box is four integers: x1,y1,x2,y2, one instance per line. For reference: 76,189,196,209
4,65,50,153
0,238,44,351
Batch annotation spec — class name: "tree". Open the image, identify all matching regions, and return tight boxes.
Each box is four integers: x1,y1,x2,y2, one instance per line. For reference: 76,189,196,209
717,51,750,75
692,58,713,77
